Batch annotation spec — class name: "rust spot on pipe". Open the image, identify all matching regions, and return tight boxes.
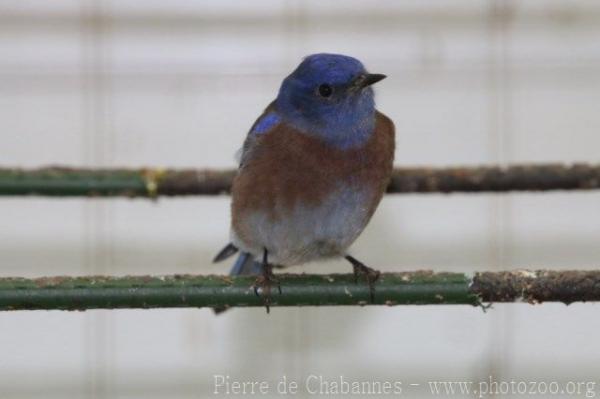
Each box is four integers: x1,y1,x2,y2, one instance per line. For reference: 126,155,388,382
158,169,236,196
471,270,600,305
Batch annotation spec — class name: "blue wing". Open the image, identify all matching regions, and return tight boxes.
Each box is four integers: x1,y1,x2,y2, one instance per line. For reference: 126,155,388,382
214,103,280,273
238,101,281,168
250,111,281,135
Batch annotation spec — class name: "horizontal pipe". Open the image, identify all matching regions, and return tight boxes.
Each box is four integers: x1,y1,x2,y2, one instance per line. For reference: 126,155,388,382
1,163,600,197
0,270,598,311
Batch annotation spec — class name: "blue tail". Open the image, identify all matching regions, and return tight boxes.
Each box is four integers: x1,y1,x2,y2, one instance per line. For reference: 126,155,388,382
214,252,261,315
229,252,262,276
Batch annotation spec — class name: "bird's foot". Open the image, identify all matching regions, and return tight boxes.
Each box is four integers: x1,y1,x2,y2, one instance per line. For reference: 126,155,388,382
253,267,281,313
252,249,281,313
345,255,380,303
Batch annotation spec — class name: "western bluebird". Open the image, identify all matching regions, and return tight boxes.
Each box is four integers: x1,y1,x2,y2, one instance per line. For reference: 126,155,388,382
214,53,395,311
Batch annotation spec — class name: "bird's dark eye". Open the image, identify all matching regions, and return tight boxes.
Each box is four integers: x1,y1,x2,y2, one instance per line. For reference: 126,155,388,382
318,84,333,98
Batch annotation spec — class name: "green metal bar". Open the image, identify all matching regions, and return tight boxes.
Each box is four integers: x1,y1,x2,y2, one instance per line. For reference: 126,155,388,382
0,270,599,311
0,272,475,311
1,163,600,197
0,167,234,197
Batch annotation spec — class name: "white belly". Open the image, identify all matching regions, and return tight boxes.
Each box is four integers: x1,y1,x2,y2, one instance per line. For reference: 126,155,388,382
231,186,375,265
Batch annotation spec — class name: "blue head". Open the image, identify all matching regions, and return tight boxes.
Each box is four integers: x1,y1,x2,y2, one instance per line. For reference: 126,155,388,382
275,53,386,150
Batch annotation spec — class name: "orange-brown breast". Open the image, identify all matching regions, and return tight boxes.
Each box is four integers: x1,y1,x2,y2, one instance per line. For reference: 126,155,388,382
231,111,395,255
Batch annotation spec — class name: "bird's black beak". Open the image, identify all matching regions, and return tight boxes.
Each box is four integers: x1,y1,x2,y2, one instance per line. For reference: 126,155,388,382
352,73,387,91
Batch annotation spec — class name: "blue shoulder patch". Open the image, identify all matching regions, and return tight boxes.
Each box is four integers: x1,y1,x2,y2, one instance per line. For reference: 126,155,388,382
251,112,281,135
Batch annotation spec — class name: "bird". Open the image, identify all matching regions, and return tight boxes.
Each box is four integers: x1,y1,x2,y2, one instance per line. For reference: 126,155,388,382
213,53,395,312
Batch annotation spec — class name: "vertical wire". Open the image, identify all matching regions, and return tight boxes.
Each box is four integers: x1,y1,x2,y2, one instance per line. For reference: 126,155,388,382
282,0,311,381
80,1,115,397
486,0,515,386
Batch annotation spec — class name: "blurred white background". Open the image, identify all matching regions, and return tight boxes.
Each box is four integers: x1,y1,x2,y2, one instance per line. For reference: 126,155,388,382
1,1,600,398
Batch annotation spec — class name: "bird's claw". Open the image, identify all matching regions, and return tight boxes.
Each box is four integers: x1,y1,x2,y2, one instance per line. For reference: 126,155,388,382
347,256,380,303
252,253,281,313
253,275,282,296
